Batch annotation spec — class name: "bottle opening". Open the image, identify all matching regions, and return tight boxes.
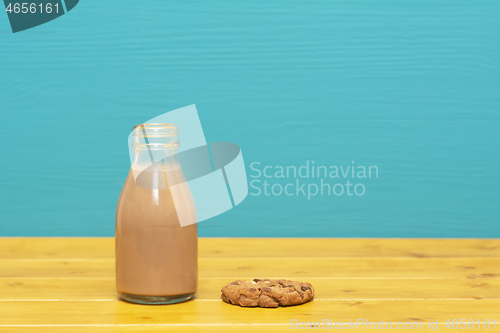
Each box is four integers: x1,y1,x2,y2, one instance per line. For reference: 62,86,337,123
132,123,180,149
132,123,179,137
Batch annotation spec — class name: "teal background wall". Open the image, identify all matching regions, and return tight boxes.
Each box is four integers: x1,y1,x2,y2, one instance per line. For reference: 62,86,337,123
1,1,499,237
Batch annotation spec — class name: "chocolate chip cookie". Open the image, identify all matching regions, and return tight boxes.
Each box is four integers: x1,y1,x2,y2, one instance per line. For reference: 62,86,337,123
221,279,314,308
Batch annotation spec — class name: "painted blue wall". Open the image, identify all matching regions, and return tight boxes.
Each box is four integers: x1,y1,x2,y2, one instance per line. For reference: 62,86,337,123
1,1,499,237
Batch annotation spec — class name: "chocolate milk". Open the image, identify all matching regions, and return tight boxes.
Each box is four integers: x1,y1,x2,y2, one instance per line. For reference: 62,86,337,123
115,124,198,304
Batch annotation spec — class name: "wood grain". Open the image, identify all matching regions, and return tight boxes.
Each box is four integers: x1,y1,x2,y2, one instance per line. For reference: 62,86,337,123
0,257,498,278
0,238,498,332
0,278,499,300
1,238,499,259
0,300,498,324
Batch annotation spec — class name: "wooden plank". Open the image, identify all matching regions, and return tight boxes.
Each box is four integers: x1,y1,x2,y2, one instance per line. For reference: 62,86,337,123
0,257,498,278
0,326,496,333
0,277,499,301
0,300,497,326
0,238,114,259
1,238,499,259
199,238,500,258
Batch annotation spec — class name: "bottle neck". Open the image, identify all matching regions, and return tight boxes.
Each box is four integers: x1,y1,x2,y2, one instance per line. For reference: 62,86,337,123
131,123,181,170
132,146,180,170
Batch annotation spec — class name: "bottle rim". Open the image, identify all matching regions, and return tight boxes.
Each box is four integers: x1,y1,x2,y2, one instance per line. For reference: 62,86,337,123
132,123,179,137
132,123,180,148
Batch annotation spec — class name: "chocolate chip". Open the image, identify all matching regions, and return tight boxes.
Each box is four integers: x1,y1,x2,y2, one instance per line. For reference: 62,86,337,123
263,287,271,292
231,282,239,285
301,286,311,292
253,279,261,282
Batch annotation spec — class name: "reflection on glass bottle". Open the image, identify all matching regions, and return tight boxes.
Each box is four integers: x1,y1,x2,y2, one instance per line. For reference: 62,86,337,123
115,124,197,305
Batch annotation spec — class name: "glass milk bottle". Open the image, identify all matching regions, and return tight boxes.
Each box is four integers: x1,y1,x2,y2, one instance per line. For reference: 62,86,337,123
115,123,198,304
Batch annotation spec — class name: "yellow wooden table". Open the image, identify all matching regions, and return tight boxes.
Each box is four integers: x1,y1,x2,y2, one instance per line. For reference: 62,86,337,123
0,238,499,332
